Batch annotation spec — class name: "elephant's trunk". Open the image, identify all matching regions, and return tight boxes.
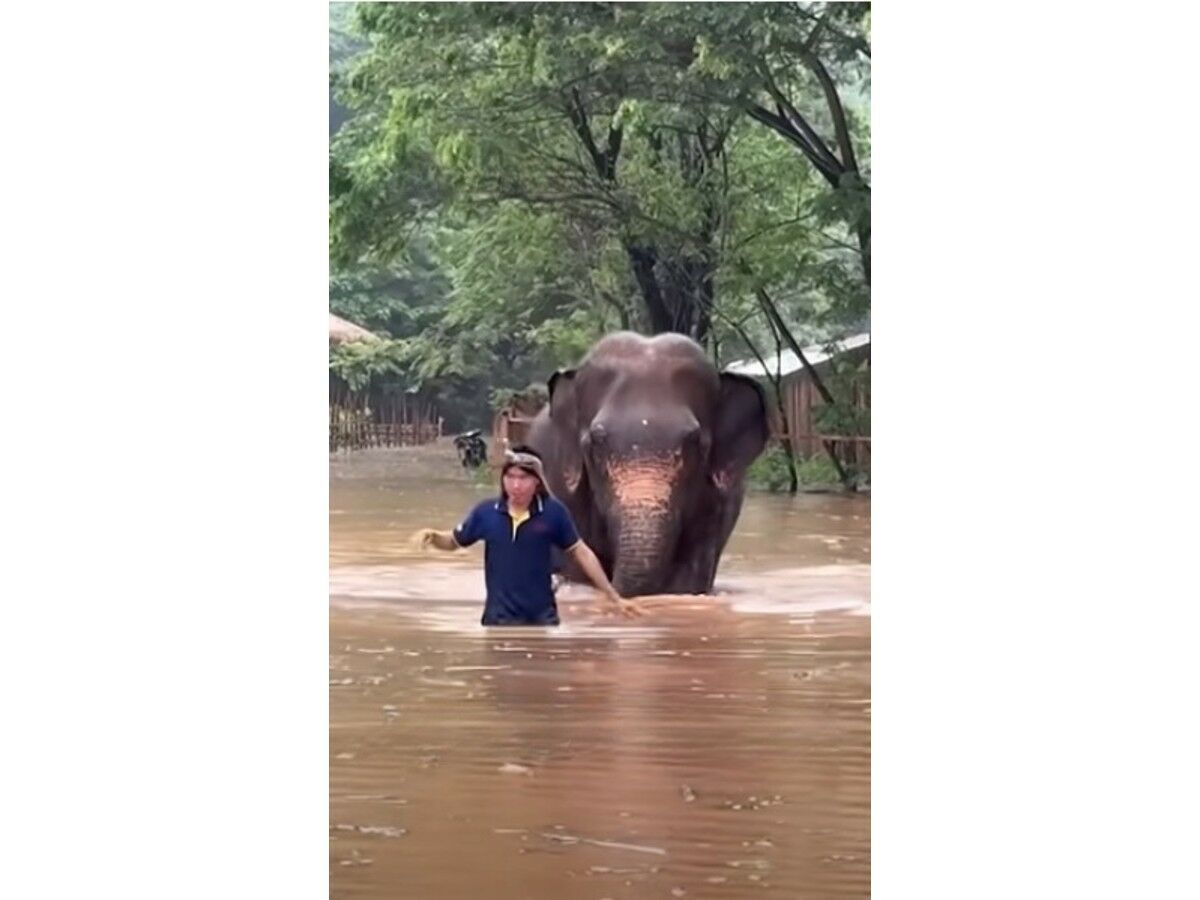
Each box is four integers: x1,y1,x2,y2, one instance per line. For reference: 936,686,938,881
612,506,675,596
604,454,682,597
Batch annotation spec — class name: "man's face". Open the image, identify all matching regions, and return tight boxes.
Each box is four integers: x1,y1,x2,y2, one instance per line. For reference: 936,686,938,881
502,466,539,507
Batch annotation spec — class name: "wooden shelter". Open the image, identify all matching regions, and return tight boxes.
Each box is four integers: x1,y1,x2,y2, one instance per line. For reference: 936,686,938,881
490,388,547,466
726,333,870,469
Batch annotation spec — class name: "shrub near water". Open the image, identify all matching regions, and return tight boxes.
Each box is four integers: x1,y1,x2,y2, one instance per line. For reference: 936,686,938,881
747,444,795,491
797,454,849,488
747,444,851,492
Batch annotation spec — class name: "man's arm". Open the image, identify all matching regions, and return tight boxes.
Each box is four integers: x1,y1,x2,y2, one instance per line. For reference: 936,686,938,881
415,506,481,553
566,541,643,618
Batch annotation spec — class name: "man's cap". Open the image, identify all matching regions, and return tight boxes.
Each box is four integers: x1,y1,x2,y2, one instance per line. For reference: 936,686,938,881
502,449,547,485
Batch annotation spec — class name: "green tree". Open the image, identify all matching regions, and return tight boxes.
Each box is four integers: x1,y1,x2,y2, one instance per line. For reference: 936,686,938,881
328,2,870,437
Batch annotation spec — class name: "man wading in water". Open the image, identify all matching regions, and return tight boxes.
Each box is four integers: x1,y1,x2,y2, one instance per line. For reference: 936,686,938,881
414,445,643,625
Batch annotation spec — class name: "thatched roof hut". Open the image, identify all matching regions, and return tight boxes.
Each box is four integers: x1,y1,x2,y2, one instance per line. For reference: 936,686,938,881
329,313,381,345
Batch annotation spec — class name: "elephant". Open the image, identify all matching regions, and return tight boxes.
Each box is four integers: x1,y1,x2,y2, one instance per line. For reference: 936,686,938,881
527,331,770,597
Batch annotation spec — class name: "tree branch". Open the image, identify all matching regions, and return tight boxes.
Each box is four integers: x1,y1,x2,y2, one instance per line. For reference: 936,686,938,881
791,4,871,60
794,45,860,179
728,258,854,489
480,190,620,211
604,122,623,180
566,87,605,176
565,87,622,183
762,75,843,174
756,285,852,489
733,214,816,251
746,102,842,186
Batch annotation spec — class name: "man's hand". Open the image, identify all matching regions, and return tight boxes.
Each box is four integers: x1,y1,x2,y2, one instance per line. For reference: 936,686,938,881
591,595,643,618
412,528,457,552
607,595,644,619
567,540,640,617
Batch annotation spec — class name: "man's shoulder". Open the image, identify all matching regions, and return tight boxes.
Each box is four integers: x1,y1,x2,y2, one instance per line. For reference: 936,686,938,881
467,498,502,519
542,495,572,517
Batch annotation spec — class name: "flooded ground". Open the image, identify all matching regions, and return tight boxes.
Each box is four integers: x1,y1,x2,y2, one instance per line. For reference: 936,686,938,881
330,443,870,898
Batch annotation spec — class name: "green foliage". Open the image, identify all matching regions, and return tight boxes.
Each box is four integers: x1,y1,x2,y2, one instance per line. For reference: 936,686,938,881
747,443,796,492
795,453,845,488
813,402,871,437
811,356,870,436
747,442,866,492
328,339,414,393
489,383,549,414
329,3,870,426
328,3,365,63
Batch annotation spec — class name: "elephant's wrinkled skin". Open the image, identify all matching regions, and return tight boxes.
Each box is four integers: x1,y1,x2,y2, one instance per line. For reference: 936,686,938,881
527,332,769,597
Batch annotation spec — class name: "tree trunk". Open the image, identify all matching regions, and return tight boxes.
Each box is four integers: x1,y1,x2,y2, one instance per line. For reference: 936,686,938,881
627,245,715,343
761,317,799,495
856,219,871,286
779,427,799,494
626,245,673,333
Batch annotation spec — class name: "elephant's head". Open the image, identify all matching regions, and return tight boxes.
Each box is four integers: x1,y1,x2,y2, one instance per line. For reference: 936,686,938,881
545,332,768,596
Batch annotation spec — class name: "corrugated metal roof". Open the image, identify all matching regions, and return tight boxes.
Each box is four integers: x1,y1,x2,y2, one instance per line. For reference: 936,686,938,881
724,332,870,378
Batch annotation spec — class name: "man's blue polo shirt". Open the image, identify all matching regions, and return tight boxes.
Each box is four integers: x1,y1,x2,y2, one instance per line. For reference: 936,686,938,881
452,493,581,625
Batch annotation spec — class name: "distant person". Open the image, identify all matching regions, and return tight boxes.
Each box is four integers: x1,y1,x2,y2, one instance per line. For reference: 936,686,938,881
413,445,642,625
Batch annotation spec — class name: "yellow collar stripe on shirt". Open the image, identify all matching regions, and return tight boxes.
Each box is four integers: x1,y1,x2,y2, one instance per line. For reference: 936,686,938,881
508,508,530,539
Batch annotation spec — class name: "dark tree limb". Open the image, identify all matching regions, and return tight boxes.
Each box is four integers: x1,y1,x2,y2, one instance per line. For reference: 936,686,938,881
763,72,843,176
603,122,622,180
726,264,853,491
564,87,681,331
746,102,842,186
565,87,607,176
790,4,872,60
754,286,852,490
597,288,631,331
566,87,623,182
794,45,860,180
627,245,672,333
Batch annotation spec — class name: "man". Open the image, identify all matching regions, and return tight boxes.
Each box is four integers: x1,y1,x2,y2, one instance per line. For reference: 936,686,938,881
414,445,642,625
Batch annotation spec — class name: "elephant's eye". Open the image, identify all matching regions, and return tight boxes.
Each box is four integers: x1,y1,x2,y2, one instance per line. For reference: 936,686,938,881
588,423,609,445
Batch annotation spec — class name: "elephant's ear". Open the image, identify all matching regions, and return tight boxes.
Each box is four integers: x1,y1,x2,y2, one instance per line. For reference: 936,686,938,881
547,369,585,495
711,373,770,487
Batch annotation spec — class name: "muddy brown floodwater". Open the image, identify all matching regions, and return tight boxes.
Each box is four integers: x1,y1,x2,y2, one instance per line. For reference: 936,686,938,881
330,444,870,899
